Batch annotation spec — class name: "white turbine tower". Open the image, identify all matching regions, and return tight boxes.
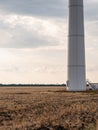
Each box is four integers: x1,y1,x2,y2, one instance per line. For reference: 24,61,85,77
67,0,86,91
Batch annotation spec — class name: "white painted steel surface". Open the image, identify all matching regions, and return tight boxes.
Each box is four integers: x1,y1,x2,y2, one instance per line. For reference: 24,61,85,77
67,0,86,91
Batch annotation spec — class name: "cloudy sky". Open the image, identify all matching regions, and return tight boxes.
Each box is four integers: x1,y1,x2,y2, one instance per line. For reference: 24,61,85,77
0,0,97,84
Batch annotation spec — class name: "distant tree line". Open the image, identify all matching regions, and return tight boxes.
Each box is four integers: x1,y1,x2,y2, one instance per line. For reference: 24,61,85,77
0,83,66,87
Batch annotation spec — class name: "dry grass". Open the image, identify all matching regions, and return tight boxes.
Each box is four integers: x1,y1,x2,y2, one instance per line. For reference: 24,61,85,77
0,87,97,130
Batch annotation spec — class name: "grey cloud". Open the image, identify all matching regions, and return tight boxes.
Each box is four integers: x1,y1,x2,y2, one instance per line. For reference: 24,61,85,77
85,1,98,20
0,0,97,49
0,23,59,48
0,66,19,72
0,14,66,48
87,65,98,72
0,0,67,18
0,0,97,20
33,65,66,73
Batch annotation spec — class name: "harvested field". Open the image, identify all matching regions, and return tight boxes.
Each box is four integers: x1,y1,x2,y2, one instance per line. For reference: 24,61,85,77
0,87,97,130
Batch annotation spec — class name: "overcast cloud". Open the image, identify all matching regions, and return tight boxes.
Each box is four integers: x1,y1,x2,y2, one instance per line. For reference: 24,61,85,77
0,0,97,83
0,0,67,18
0,14,66,48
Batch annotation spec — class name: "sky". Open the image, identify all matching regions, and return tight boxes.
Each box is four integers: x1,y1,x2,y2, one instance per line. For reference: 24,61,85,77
0,0,98,84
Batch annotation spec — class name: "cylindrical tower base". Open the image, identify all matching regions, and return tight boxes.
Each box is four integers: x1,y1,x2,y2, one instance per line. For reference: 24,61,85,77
67,0,86,91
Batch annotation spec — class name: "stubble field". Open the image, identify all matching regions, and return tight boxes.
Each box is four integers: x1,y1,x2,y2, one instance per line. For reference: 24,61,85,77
0,87,98,130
